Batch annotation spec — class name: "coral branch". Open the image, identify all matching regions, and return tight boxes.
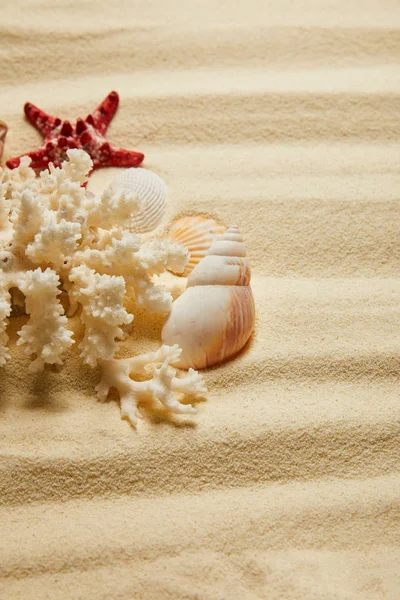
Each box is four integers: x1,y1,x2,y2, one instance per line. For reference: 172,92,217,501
96,344,207,427
126,240,188,313
11,189,46,250
86,186,143,229
27,213,82,269
69,265,133,367
6,156,36,187
60,148,93,185
78,233,188,314
17,268,74,371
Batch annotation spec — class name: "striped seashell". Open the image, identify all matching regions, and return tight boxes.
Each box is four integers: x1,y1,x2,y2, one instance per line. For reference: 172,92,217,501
110,167,167,233
162,226,255,369
167,216,226,276
0,121,7,161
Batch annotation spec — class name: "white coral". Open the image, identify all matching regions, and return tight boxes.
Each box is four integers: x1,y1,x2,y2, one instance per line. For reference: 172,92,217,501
26,212,82,269
79,233,188,314
8,156,36,186
0,149,206,425
96,345,207,427
69,265,133,367
11,189,46,249
17,268,74,371
129,239,188,312
60,148,93,184
87,187,143,229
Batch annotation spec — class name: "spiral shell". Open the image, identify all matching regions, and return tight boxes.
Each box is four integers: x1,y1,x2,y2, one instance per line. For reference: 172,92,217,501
0,121,7,161
162,226,255,369
167,216,226,276
110,167,167,233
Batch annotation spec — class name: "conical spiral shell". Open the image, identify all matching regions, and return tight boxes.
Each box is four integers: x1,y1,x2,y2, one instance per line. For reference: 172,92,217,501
187,226,250,287
110,167,167,233
162,227,255,369
0,121,7,161
167,216,226,276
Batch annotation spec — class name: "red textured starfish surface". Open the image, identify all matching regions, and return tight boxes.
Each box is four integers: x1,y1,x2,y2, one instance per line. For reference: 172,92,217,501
6,90,144,172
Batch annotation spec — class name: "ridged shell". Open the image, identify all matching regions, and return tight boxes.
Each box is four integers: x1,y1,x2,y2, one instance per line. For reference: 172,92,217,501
162,227,255,370
110,168,167,233
188,226,250,287
0,121,7,161
168,216,226,276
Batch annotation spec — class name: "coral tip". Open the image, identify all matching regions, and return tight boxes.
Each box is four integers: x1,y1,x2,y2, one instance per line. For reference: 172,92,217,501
6,91,144,174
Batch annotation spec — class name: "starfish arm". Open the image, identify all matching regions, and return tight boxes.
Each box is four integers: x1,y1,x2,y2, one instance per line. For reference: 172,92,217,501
6,145,50,170
91,142,144,169
86,90,120,135
24,102,60,137
5,156,21,169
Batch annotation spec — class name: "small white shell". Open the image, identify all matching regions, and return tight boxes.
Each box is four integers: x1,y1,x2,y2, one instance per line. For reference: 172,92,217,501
0,121,7,161
167,216,226,276
110,168,167,233
162,226,255,369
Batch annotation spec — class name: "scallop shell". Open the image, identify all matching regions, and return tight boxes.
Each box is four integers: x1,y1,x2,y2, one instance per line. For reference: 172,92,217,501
110,167,167,233
0,121,7,161
162,226,255,369
167,216,226,276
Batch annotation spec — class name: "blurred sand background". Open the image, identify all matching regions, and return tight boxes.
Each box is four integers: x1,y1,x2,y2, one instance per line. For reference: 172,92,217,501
0,1,399,598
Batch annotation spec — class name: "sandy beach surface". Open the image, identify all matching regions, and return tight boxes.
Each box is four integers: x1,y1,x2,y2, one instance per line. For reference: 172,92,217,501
1,1,399,598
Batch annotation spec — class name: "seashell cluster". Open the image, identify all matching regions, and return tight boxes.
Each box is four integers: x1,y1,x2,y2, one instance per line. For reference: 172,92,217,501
167,216,226,276
0,121,7,161
110,167,167,233
162,226,255,369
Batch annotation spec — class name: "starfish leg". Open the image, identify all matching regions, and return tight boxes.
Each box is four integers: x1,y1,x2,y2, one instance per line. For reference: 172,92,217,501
87,90,120,135
24,102,60,137
6,145,51,170
92,142,145,169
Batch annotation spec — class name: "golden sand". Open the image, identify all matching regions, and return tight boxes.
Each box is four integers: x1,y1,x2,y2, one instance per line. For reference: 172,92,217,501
0,1,399,598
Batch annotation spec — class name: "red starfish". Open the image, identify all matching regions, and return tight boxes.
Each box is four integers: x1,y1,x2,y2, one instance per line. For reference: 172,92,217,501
6,91,144,173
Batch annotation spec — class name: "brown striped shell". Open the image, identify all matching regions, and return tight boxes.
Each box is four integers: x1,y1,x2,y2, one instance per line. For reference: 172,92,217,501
162,227,255,369
0,121,7,161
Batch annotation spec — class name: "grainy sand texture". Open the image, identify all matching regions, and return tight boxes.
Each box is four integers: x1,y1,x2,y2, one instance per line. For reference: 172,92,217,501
0,1,399,598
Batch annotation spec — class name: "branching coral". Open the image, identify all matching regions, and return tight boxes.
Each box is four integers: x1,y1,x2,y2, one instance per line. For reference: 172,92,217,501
97,344,207,426
17,268,74,372
69,265,133,367
0,150,206,425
